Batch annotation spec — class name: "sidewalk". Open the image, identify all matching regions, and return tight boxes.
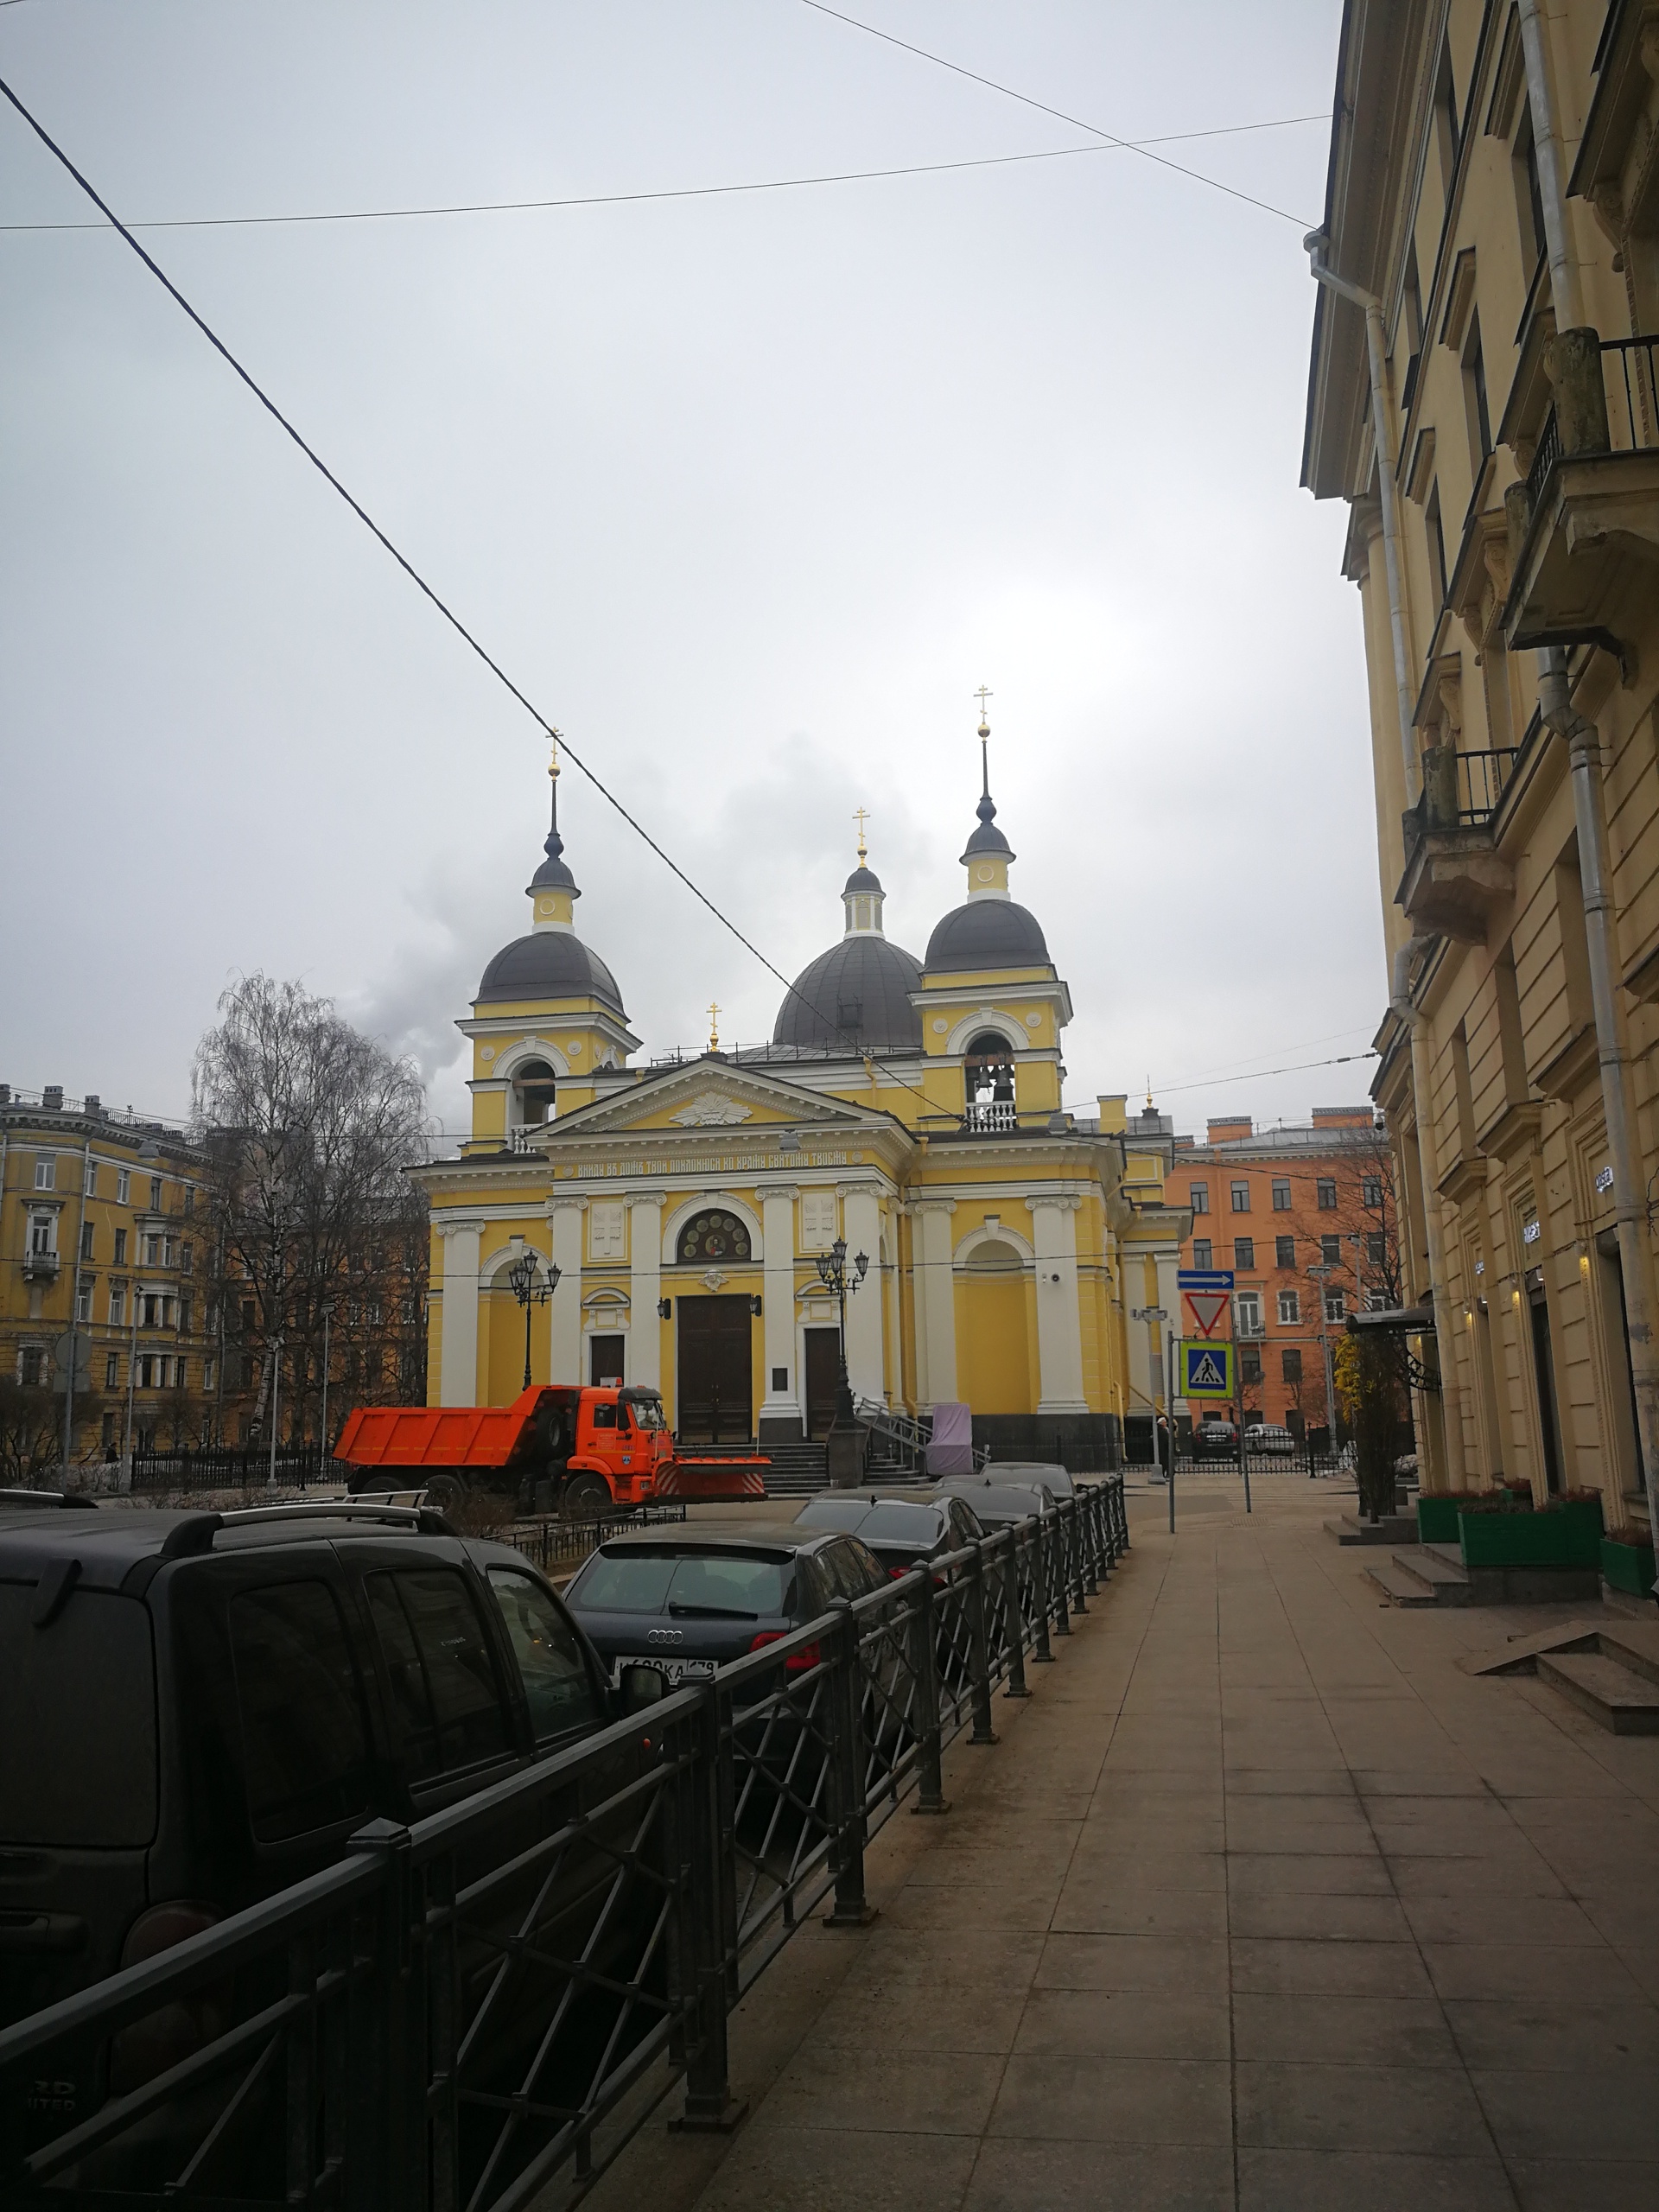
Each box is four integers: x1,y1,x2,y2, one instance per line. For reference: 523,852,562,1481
580,1475,1659,2211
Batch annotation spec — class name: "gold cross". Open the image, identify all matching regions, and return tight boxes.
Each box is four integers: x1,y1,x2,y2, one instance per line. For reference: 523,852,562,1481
852,807,871,862
548,728,561,779
707,1001,721,1051
974,685,992,735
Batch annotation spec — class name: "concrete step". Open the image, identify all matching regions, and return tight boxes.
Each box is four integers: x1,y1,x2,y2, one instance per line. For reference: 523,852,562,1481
1387,1546,1473,1605
1363,1560,1441,1607
1536,1650,1659,1735
1327,1513,1418,1547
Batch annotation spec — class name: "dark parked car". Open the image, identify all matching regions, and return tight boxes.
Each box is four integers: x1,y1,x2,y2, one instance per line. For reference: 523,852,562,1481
982,1459,1077,1498
1,1492,664,2190
927,1474,1058,1526
563,1522,888,1685
791,1493,985,1580
1192,1420,1240,1459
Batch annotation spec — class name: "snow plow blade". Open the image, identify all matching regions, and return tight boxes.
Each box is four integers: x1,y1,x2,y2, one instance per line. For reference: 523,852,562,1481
655,1457,769,1501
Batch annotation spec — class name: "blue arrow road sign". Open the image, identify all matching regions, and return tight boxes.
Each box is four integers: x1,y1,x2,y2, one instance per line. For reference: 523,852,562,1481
1177,1268,1235,1292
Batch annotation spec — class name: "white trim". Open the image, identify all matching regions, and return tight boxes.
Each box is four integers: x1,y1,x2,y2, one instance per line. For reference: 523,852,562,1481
944,1010,1029,1058
953,1221,1035,1268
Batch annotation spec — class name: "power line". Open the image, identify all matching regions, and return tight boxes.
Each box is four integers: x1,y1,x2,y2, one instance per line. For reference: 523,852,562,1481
797,0,1319,228
1151,1052,1380,1100
0,114,1331,234
0,73,950,1112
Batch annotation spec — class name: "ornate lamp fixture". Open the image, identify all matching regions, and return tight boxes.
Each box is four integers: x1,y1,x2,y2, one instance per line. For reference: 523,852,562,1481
506,1247,561,1391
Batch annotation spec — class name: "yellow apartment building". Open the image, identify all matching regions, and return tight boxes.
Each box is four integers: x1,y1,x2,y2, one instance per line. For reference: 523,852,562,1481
415,724,1191,1468
0,1086,213,1469
1303,0,1659,1535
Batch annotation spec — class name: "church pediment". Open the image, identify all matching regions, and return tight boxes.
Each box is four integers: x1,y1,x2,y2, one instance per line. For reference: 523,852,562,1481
543,1058,882,1138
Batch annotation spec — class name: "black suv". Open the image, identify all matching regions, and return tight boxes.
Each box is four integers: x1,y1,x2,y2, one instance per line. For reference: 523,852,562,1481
0,1495,649,2038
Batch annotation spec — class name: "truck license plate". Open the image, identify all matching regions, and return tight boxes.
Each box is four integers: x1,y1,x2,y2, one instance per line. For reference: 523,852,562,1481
614,1656,716,1685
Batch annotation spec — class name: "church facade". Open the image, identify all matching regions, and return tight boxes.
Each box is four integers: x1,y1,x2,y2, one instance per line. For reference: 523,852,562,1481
414,726,1190,1468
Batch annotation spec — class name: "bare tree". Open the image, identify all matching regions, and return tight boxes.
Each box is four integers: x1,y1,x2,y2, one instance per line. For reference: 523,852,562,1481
192,976,430,1450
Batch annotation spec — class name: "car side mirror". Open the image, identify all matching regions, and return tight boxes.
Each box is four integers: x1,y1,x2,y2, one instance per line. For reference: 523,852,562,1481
618,1663,667,1715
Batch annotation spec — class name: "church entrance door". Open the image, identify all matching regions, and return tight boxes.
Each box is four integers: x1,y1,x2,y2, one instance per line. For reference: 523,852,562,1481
677,1297,753,1443
804,1327,842,1440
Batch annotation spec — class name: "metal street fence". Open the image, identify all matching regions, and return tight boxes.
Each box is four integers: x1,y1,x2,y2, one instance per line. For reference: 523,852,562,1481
501,1502,689,1576
0,1484,1128,2212
128,1441,346,1491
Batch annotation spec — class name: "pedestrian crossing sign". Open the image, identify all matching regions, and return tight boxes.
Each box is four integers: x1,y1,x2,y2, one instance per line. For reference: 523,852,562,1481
1181,1339,1235,1398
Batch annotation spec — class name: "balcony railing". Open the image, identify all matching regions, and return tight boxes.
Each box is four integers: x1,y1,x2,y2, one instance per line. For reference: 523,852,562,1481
1604,334,1659,451
1456,746,1521,827
22,1249,60,1280
963,1100,1018,1134
1524,404,1561,514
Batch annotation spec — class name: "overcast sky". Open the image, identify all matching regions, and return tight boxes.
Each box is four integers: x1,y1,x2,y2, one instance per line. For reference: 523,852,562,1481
0,1,1377,1147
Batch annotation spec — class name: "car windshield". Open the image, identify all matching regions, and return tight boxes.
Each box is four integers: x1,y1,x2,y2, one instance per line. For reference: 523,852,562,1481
623,1394,667,1430
855,1503,944,1547
572,1548,792,1618
993,1463,1074,1497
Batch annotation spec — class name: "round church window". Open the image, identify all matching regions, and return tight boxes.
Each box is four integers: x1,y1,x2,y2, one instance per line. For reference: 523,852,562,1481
678,1211,751,1264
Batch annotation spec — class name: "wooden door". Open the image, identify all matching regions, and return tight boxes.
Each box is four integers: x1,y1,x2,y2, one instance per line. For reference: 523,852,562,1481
804,1326,842,1440
589,1334,626,1386
677,1297,753,1442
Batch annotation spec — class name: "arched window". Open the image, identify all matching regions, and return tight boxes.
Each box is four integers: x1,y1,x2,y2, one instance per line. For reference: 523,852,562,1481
963,1030,1016,1128
677,1210,751,1264
513,1058,558,1127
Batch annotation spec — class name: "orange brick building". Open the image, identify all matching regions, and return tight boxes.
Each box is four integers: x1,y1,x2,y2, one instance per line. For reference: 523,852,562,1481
1173,1107,1397,1442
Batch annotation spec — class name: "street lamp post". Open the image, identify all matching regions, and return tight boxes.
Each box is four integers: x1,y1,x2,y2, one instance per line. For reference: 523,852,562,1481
318,1301,334,1472
507,1248,560,1390
1130,1306,1169,1484
817,1236,869,1486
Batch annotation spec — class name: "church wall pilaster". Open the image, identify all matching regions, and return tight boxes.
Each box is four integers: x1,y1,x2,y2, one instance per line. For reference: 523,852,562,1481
436,1221,481,1407
1029,1194,1090,1414
756,1183,803,1440
840,1182,886,1404
912,1199,957,1408
549,1198,587,1384
627,1193,665,1391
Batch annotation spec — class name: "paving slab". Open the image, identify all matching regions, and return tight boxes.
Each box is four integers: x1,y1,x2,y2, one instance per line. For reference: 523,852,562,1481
571,1475,1659,2212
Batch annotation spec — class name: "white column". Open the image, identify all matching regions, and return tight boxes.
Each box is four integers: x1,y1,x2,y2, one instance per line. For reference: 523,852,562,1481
841,1182,885,1405
437,1222,481,1407
628,1194,664,1390
1030,1194,1089,1413
913,1199,957,1408
756,1184,801,1434
882,1206,904,1405
549,1198,586,1383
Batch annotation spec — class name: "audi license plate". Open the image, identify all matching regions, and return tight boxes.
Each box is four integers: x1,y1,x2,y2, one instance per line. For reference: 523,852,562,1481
614,1656,717,1685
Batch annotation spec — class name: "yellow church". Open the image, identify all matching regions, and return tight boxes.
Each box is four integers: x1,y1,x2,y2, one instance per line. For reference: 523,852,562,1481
415,716,1191,1469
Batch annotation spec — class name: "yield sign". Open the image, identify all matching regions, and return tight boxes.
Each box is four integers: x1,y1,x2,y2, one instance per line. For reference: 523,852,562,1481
1183,1289,1230,1338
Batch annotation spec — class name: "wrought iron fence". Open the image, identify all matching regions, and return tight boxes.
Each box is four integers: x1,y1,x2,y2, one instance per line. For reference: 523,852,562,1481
128,1441,346,1491
500,1501,689,1575
1602,333,1658,451
0,1485,1127,2211
1456,746,1520,826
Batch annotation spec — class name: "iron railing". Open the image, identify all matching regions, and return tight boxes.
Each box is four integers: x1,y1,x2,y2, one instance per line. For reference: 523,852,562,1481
851,1397,991,1474
500,1500,689,1574
0,1486,1127,2211
1602,334,1658,451
1456,746,1520,826
1524,404,1561,514
128,1440,347,1491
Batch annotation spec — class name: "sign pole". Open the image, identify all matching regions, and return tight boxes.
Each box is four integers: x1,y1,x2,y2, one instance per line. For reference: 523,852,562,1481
1232,1290,1252,1514
1166,1329,1177,1534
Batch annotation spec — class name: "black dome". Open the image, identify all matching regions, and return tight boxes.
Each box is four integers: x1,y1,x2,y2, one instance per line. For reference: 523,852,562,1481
476,932,626,1012
924,900,1051,973
773,936,923,1051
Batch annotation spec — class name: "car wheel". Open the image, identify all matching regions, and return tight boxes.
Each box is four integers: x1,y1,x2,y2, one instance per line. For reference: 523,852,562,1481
562,1472,611,1520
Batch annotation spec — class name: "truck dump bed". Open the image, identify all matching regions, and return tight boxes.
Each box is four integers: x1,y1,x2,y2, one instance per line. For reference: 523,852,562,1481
334,1386,557,1471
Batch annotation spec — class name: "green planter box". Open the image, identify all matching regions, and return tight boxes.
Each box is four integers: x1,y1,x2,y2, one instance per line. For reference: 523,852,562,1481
1418,1496,1476,1542
1599,1537,1656,1597
1459,1497,1603,1570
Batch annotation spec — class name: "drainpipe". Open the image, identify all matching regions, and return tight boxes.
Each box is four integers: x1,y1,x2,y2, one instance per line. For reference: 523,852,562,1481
1390,938,1466,1489
1305,232,1421,805
1540,657,1659,1538
1516,0,1586,332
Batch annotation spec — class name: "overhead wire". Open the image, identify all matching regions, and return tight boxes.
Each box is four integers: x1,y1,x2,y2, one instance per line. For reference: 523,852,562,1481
0,112,1332,233
795,0,1320,227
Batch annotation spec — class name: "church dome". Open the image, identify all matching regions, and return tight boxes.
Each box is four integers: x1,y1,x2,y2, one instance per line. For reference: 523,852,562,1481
924,899,1050,972
476,931,626,1011
774,935,924,1050
772,847,923,1051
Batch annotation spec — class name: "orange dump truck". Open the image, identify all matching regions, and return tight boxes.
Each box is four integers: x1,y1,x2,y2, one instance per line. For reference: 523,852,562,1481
334,1383,768,1516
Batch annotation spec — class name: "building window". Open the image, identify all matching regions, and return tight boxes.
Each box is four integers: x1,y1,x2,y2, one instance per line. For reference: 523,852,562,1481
1317,1179,1338,1211
204,1357,216,1393
29,1213,55,1257
83,1160,98,1198
1282,1347,1303,1383
80,1221,95,1261
174,1357,188,1392
1189,1181,1210,1215
1362,1177,1382,1208
183,1185,195,1216
149,1175,163,1210
19,1347,45,1386
1278,1290,1300,1325
105,1352,119,1389
34,1156,56,1191
1236,1292,1263,1336
144,1235,161,1267
1368,1233,1386,1266
181,1240,193,1274
1242,1348,1262,1385
1426,482,1447,607
1192,1239,1212,1270
75,1281,93,1323
110,1286,126,1326
240,1353,256,1388
117,1168,130,1205
1513,105,1546,269
1272,1179,1291,1211
589,1203,626,1260
162,1236,175,1268
1433,35,1461,188
1275,1236,1295,1268
180,1295,193,1336
1230,1181,1250,1212
799,1194,836,1252
1234,1237,1255,1271
1321,1236,1341,1266
114,1227,128,1264
1464,316,1491,465
1366,1287,1389,1312
1325,1290,1346,1324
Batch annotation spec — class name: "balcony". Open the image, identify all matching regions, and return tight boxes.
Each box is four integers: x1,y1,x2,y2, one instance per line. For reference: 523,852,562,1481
1396,743,1516,943
963,1101,1018,1135
22,1249,60,1282
1503,334,1659,666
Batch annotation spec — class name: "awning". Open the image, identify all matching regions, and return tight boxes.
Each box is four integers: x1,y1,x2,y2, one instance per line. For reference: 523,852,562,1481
1345,1303,1433,1336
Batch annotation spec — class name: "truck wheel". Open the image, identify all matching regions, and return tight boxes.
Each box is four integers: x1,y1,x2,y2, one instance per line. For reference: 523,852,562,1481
562,1473,610,1521
424,1470,468,1514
